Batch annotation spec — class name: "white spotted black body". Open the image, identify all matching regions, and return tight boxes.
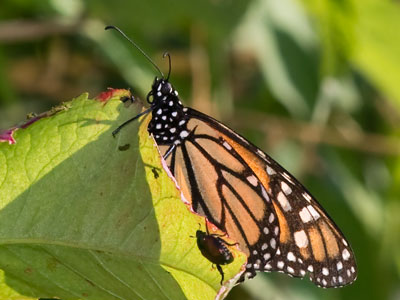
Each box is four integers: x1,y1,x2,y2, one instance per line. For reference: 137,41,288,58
147,78,189,145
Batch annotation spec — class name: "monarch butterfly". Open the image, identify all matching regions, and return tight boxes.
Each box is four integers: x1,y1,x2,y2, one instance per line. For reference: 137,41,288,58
106,26,357,288
195,223,236,285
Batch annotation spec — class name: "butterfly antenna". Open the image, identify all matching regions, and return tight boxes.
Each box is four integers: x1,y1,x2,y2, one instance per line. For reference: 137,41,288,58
105,25,164,78
163,52,172,80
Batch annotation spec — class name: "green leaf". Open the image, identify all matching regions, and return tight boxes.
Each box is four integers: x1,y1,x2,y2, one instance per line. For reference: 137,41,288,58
234,0,320,118
352,0,400,107
0,90,246,300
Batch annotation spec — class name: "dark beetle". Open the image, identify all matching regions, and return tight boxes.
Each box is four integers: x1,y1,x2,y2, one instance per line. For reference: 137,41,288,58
196,228,237,285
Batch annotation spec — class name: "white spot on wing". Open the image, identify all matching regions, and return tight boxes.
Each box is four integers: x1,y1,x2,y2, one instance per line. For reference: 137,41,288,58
303,192,312,202
342,249,350,261
223,141,232,150
269,213,275,223
257,149,266,158
277,261,284,269
299,207,312,223
307,205,321,220
337,261,343,271
274,226,279,236
261,186,270,202
270,238,276,249
282,172,294,184
247,175,258,187
281,181,292,195
287,252,296,262
277,191,292,211
294,230,308,248
266,166,276,175
180,130,189,139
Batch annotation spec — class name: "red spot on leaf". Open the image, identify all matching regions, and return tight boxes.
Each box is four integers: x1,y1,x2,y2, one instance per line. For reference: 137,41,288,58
96,88,129,102
0,128,17,144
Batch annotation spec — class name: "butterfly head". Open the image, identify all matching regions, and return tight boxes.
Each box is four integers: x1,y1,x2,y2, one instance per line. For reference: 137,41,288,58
147,77,178,105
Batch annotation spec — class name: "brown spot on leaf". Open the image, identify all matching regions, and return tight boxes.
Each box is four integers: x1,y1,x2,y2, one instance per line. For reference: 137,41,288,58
47,257,59,271
118,144,130,151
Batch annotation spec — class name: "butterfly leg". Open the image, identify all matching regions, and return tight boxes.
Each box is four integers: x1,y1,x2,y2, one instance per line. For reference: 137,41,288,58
163,144,176,160
112,107,153,137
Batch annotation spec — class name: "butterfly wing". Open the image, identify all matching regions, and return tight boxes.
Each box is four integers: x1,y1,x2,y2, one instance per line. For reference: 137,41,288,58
157,107,357,287
158,110,281,280
264,168,358,287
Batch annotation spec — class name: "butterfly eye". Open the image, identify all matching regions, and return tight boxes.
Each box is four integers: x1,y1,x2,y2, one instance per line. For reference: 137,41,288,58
161,82,172,95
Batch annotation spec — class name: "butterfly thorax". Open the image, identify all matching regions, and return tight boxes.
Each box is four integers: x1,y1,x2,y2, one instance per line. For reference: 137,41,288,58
147,77,189,145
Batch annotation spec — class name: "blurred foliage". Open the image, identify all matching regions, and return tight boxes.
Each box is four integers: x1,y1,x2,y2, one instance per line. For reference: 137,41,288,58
0,0,399,299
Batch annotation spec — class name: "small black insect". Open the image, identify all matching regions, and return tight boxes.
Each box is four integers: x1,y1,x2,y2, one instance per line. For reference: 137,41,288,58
151,167,159,178
196,226,237,285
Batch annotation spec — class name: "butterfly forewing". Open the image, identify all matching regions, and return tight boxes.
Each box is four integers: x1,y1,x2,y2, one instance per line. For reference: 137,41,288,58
159,116,280,279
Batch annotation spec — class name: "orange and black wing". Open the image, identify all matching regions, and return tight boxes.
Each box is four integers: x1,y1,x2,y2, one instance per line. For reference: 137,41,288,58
157,108,357,287
158,119,281,280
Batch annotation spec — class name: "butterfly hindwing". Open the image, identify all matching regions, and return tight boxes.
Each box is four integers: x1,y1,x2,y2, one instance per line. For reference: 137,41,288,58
164,108,357,287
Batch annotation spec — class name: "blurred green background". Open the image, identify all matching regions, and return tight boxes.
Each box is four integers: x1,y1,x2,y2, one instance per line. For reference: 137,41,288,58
0,0,399,299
